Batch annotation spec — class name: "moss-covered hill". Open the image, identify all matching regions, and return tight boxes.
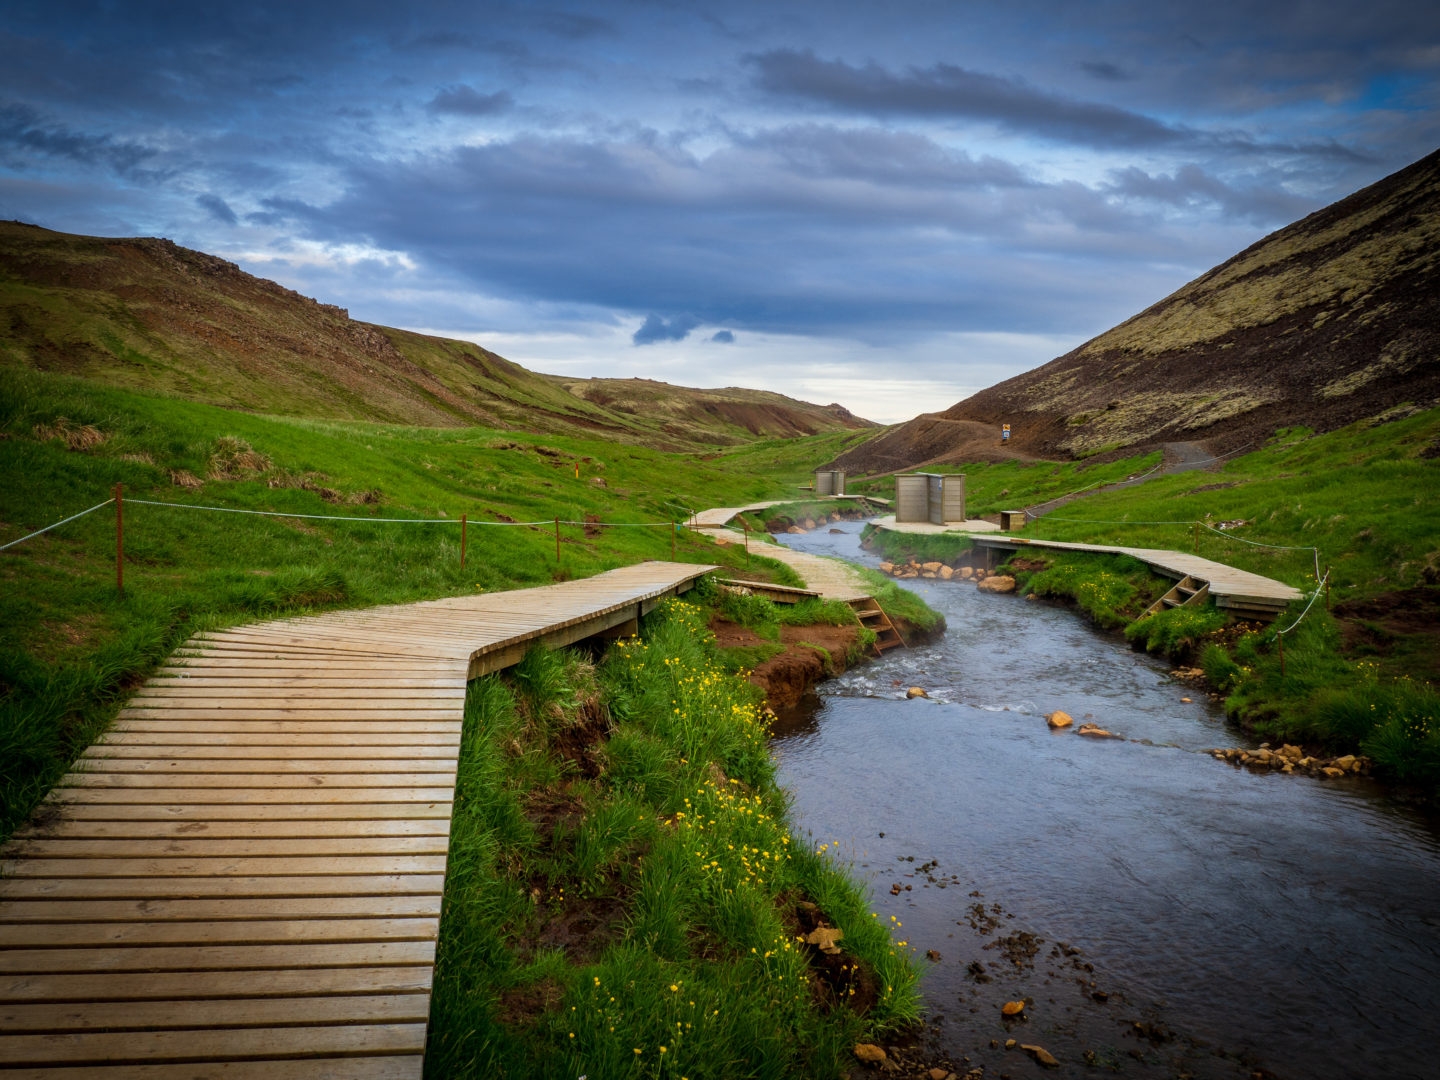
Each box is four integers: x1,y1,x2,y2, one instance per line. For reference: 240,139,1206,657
836,147,1440,471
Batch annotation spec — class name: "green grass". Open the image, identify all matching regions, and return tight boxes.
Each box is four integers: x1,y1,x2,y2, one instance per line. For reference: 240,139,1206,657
425,597,921,1078
1016,553,1159,630
0,367,851,838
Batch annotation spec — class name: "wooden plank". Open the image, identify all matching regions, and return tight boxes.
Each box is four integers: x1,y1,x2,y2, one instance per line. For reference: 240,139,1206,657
6,836,450,858
86,745,457,760
1,993,432,1032
97,732,460,747
0,917,438,948
128,689,466,702
0,1057,422,1080
0,965,434,1002
0,1023,428,1065
1,855,448,878
116,709,458,721
0,940,437,974
14,818,452,841
0,895,444,922
35,803,452,821
59,773,455,789
0,875,445,900
109,721,462,734
74,757,458,773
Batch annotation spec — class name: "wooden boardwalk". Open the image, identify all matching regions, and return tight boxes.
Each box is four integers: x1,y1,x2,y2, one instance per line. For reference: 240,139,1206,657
970,535,1302,618
0,562,713,1079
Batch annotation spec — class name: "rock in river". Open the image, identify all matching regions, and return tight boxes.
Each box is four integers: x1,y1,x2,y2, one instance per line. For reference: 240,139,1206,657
977,574,1017,593
1046,711,1074,730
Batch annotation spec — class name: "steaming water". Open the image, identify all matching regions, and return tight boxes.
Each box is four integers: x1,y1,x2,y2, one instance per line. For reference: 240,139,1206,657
770,522,1440,1079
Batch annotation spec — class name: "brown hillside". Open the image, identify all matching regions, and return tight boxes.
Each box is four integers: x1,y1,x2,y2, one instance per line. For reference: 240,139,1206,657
836,147,1440,472
0,222,873,448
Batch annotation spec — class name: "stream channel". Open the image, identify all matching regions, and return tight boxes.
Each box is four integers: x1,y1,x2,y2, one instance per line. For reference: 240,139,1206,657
769,521,1440,1080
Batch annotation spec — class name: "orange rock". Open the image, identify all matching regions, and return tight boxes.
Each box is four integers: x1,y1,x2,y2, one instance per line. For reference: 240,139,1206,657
854,1043,887,1063
1022,1044,1059,1066
1002,1000,1026,1016
1046,711,1074,729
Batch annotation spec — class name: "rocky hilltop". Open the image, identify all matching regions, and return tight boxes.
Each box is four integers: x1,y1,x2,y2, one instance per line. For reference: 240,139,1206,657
836,147,1440,471
0,222,873,448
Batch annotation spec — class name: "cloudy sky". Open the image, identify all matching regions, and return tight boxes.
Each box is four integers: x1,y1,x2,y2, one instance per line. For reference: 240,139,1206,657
3,2,1437,422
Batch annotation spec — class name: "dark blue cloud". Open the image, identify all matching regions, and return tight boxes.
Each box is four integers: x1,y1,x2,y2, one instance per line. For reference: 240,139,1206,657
0,102,158,176
711,330,735,343
427,85,515,116
747,49,1186,148
634,314,700,345
195,192,238,224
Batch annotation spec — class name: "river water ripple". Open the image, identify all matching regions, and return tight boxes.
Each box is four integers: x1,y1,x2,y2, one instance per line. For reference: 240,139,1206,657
770,522,1440,1079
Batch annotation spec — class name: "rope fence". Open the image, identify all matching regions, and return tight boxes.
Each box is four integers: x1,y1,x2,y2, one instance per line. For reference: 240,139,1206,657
0,497,116,552
1,487,706,592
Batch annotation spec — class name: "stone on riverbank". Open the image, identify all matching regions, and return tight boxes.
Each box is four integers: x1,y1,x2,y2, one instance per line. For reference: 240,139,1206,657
907,687,929,699
854,1043,886,1063
1002,1000,1026,1016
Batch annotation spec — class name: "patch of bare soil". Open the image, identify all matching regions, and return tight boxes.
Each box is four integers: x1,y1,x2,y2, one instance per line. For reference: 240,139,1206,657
751,624,863,711
1334,586,1440,679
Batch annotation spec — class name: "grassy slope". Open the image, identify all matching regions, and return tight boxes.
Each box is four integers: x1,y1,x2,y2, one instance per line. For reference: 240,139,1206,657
0,366,864,836
858,409,1440,792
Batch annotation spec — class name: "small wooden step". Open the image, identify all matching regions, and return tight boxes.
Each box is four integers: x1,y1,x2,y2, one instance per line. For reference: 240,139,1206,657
1141,575,1210,619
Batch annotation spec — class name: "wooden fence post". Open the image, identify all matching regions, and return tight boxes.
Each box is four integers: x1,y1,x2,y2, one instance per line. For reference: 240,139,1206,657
460,514,467,570
114,482,124,596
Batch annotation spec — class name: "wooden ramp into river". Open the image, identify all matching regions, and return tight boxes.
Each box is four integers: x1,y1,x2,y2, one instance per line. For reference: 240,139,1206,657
0,562,713,1079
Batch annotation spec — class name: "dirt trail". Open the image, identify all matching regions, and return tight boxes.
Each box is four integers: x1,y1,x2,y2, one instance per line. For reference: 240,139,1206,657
1026,441,1218,520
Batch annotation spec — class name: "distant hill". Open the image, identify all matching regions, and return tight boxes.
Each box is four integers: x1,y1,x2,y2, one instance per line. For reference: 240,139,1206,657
0,222,874,448
835,147,1440,472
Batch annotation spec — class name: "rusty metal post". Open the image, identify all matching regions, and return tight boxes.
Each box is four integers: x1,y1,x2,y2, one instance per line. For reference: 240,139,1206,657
460,514,467,569
744,522,750,571
1193,520,1199,553
671,521,677,561
114,482,124,596
1324,565,1331,611
574,462,580,480
554,517,561,564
